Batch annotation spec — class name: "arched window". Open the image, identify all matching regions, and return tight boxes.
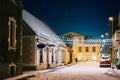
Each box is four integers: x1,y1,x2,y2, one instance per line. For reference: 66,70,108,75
8,17,17,51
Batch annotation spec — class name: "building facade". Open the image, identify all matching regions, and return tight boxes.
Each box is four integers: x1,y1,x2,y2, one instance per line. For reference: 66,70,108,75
0,0,23,79
113,29,120,68
22,10,68,70
61,32,100,63
73,43,100,62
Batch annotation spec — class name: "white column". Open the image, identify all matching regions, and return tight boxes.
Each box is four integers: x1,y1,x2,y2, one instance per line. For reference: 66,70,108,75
36,48,40,65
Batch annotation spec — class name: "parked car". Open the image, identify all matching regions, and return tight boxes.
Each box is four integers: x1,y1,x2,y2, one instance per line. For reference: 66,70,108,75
100,56,111,67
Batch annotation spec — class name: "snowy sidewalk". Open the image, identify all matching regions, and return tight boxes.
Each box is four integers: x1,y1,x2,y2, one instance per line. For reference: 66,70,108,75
4,66,66,80
105,68,120,77
5,69,54,80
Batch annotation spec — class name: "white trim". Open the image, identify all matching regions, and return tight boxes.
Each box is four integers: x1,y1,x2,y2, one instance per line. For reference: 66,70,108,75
8,17,17,51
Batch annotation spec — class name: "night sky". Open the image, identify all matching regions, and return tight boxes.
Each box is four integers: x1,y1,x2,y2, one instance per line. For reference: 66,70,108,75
23,0,120,38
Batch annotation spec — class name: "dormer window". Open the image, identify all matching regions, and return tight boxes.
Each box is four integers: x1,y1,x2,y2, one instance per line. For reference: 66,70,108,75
8,17,17,51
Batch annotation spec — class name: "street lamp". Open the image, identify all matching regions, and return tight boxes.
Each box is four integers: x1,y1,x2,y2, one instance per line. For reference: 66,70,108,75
109,16,114,69
105,33,108,39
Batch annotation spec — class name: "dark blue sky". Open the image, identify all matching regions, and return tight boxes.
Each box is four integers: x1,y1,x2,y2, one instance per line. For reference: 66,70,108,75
23,0,120,38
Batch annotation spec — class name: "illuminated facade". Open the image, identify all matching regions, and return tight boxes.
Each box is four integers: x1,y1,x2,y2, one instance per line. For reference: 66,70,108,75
61,32,100,63
73,43,100,62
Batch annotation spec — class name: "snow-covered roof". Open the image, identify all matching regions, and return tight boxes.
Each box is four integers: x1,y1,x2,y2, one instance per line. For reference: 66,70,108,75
62,32,85,37
23,9,57,38
22,10,65,46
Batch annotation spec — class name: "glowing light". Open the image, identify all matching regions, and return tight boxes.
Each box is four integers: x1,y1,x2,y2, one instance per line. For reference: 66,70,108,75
109,17,114,21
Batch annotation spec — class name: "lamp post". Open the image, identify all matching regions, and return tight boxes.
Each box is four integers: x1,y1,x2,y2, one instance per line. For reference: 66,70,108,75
109,17,114,36
109,17,114,69
105,33,109,55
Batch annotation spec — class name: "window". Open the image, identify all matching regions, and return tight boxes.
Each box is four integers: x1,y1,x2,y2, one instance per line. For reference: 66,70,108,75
79,47,82,52
92,47,96,52
39,49,43,63
8,17,17,51
51,48,54,62
86,47,89,52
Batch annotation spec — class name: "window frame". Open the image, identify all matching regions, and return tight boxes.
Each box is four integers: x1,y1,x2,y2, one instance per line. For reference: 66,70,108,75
92,47,96,52
78,47,82,52
8,17,17,51
85,47,89,52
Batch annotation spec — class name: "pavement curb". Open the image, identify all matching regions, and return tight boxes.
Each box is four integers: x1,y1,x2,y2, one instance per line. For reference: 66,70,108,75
4,65,67,80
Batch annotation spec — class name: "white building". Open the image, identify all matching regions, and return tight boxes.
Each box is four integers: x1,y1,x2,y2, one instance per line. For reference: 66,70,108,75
22,10,67,70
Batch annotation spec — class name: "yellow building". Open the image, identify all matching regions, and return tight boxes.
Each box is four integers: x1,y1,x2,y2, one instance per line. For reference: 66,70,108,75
61,32,101,63
73,43,100,62
112,29,120,66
